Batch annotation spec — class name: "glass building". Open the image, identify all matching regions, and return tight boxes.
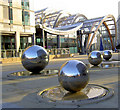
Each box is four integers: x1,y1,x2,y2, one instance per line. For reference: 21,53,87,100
0,0,35,58
35,8,117,54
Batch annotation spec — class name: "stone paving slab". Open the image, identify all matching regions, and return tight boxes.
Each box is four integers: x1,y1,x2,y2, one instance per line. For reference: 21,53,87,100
1,53,119,108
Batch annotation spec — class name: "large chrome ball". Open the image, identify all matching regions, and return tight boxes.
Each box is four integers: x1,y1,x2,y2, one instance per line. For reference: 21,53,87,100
103,50,112,60
88,51,103,66
21,45,49,73
58,60,89,92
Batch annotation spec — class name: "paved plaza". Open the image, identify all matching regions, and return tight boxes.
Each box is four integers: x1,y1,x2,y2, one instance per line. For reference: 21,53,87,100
1,53,120,108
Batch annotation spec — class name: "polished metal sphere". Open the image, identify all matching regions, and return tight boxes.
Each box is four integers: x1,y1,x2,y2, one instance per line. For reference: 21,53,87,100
21,45,49,73
58,60,89,92
103,50,112,60
88,51,103,66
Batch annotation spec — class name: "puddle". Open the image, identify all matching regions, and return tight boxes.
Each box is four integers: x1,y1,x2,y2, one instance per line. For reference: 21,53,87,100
7,69,59,79
86,60,120,69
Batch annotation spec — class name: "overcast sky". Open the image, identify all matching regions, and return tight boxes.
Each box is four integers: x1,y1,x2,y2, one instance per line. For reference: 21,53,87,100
34,0,119,20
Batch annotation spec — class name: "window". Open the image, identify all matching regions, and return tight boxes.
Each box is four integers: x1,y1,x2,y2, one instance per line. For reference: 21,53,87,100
37,38,41,43
20,37,32,49
24,11,30,25
8,0,13,24
21,0,24,8
24,0,29,10
2,36,15,49
21,0,29,10
21,0,30,25
8,0,12,6
22,10,30,25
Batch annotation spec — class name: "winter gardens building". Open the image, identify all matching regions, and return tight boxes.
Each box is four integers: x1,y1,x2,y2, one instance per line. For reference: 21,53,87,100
35,8,117,54
0,1,118,58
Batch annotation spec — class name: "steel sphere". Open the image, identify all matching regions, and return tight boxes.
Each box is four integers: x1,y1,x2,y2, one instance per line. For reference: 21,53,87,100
103,50,112,60
21,45,49,73
88,51,103,66
58,60,89,92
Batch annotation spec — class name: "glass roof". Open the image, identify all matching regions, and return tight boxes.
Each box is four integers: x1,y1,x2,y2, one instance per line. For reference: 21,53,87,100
35,8,117,39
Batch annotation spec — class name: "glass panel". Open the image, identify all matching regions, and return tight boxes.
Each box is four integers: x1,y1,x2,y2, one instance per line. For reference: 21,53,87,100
37,38,41,43
10,20,13,24
24,1,29,10
20,37,31,49
21,0,29,10
24,11,30,25
2,36,15,49
22,11,30,25
28,37,32,43
21,2,24,9
61,38,65,43
8,0,12,6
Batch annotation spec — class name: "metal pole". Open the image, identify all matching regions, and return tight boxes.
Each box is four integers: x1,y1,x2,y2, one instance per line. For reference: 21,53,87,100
15,31,20,57
32,33,36,45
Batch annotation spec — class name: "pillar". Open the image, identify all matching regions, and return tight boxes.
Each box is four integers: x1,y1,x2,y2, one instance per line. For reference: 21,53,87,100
57,35,60,48
15,31,20,52
80,35,83,53
45,31,48,49
97,34,100,50
42,29,45,48
32,33,36,45
77,30,83,53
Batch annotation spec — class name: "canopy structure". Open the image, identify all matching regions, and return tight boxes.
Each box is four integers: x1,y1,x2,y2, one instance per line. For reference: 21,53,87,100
35,8,117,51
81,15,117,50
35,8,87,35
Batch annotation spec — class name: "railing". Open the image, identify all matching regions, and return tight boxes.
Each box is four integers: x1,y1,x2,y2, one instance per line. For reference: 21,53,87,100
1,48,70,58
47,48,70,55
1,49,24,58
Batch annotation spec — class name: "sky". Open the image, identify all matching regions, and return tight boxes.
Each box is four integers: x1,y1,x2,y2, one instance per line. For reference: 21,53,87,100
34,0,120,20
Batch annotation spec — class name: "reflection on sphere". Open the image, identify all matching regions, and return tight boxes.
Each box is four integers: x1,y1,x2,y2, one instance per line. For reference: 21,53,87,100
103,50,112,60
21,45,49,73
58,60,89,92
88,51,103,66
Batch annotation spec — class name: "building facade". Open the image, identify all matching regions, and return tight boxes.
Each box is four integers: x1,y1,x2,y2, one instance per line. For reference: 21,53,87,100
0,0,35,58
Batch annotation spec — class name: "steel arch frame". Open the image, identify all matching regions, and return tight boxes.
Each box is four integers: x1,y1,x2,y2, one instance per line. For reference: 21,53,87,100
86,22,98,49
72,14,88,24
87,14,117,51
53,13,87,28
53,12,71,28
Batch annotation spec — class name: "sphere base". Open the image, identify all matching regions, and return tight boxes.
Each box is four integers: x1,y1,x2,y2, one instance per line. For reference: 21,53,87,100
38,84,114,105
